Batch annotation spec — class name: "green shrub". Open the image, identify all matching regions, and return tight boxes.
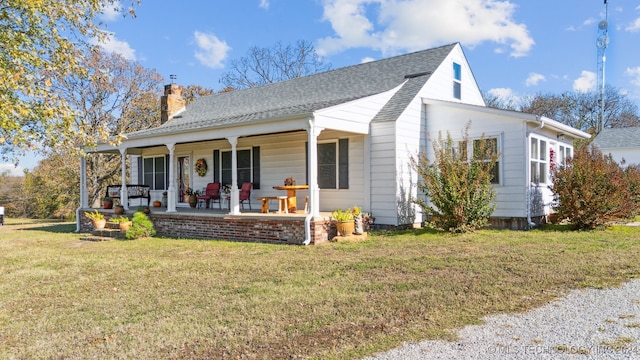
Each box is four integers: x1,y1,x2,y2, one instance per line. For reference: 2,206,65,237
551,146,633,230
624,164,640,217
411,125,498,233
125,212,156,240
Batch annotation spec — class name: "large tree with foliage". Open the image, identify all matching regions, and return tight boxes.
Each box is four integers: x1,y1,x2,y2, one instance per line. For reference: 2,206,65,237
219,40,331,90
0,0,138,163
45,48,163,209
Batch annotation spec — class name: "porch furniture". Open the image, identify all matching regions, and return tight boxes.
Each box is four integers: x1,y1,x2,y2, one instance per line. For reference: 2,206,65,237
239,182,253,210
272,185,309,213
277,196,288,214
197,182,221,209
258,197,278,213
105,184,150,206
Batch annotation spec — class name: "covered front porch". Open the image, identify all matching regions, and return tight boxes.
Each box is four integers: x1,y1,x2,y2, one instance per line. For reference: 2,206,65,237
78,206,336,245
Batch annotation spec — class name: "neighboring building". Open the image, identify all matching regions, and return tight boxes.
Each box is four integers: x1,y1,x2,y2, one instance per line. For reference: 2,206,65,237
80,42,590,237
591,127,640,167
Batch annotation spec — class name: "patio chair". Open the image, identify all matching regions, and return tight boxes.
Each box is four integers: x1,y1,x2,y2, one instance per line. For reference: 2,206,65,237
197,182,221,209
239,182,253,210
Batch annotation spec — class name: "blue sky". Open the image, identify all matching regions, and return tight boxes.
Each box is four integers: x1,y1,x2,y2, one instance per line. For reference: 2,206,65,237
3,0,639,175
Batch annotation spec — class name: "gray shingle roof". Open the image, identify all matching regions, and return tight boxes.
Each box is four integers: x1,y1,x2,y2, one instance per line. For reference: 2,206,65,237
591,127,640,149
127,43,457,139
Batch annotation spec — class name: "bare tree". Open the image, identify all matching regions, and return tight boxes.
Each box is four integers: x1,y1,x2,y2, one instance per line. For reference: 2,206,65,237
182,85,215,105
486,86,640,135
219,40,331,89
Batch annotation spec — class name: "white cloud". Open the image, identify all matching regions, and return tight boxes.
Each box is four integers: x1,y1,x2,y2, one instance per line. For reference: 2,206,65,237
626,67,640,87
259,0,270,9
91,32,137,61
316,0,534,57
100,0,121,22
0,163,24,177
525,73,545,87
626,17,640,32
573,70,596,92
193,31,231,69
488,87,514,99
360,57,375,63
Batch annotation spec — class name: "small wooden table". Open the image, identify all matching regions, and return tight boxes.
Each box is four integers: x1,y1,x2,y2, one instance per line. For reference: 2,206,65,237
272,185,309,213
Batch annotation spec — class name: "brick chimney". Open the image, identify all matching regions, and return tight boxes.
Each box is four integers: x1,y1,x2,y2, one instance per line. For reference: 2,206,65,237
160,84,186,124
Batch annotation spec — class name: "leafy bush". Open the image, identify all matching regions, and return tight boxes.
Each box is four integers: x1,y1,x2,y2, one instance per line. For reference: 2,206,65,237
624,164,640,217
551,146,633,230
125,211,156,240
411,126,498,233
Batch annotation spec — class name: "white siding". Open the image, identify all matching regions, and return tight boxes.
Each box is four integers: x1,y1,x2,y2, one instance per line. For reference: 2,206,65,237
134,131,366,212
600,147,640,167
370,122,399,226
424,104,529,218
422,44,485,106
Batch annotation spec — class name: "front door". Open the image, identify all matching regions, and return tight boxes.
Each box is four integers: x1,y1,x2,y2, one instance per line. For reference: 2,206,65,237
177,156,190,203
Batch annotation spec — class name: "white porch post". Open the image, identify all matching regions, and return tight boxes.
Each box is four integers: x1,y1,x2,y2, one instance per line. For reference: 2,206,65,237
307,118,323,217
79,155,88,208
120,148,128,210
166,143,177,212
76,155,89,232
228,136,240,214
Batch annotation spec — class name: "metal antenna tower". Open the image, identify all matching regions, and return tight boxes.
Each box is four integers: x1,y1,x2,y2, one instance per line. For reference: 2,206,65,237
596,0,609,133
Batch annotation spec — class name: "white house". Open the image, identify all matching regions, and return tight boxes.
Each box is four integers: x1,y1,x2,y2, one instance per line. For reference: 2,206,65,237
80,43,590,241
591,127,640,167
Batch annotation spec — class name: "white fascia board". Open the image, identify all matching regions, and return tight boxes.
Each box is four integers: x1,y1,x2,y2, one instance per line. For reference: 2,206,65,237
423,98,591,139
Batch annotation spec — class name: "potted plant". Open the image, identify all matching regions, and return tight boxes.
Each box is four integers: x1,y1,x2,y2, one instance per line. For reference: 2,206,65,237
103,197,113,209
84,210,106,229
185,187,199,208
353,205,364,234
114,204,125,215
137,205,151,214
110,216,132,231
331,208,355,236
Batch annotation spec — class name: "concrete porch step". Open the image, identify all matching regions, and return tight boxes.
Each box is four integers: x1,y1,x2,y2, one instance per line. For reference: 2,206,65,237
90,228,126,239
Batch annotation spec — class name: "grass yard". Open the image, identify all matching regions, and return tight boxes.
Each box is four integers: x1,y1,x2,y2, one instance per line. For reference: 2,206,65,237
1,221,640,359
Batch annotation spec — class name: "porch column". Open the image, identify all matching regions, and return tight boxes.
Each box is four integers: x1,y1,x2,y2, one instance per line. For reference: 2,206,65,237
166,143,177,212
307,118,323,217
120,148,128,210
228,136,240,214
79,155,88,208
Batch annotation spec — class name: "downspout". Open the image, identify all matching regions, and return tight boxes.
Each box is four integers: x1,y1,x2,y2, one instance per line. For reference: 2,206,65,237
526,116,545,228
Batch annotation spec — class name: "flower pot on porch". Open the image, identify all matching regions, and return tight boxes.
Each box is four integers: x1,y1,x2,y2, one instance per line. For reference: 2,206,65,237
335,220,354,237
114,205,125,215
103,198,113,209
189,194,197,208
118,221,132,231
93,219,106,230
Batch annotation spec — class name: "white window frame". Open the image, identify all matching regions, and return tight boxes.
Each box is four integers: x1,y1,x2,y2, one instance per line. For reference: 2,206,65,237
142,155,167,190
454,134,502,185
453,62,462,100
530,136,548,185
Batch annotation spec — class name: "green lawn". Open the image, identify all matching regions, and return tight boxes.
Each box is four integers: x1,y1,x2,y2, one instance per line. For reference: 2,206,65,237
1,222,639,359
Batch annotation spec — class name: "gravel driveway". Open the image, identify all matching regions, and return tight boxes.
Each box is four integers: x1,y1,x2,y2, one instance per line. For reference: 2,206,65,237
366,279,640,359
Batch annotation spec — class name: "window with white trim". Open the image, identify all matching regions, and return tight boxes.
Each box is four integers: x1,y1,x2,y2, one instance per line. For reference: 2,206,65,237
453,62,462,100
530,137,548,184
473,137,500,184
214,147,261,189
143,155,166,190
558,144,572,165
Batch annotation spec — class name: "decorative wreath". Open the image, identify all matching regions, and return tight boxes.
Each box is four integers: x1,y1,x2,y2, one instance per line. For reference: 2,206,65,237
195,158,207,177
